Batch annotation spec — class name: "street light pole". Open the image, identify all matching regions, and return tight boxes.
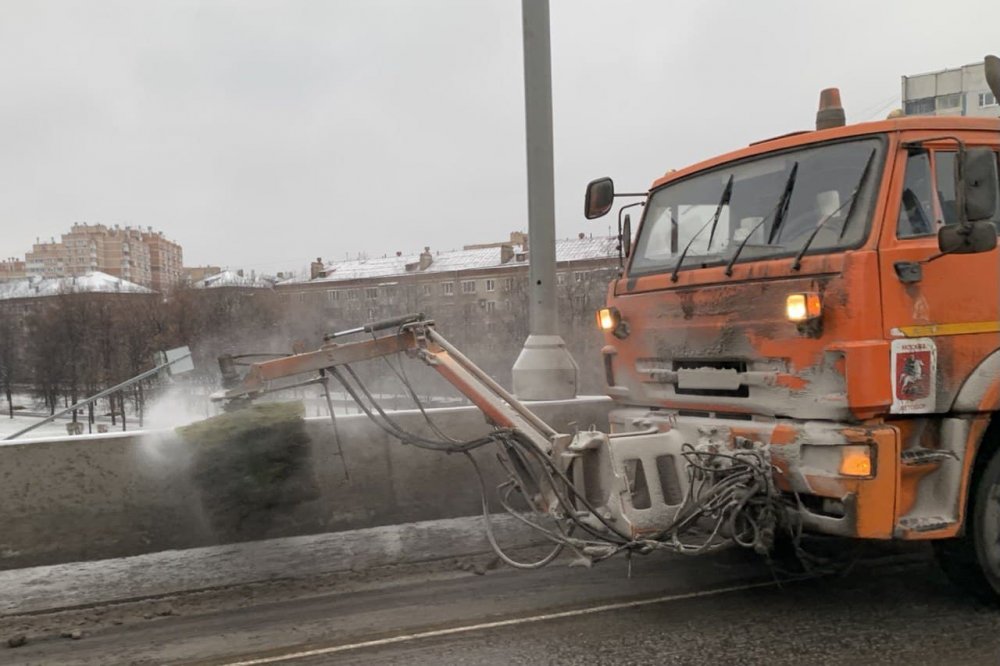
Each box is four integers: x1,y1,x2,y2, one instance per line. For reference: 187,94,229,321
511,0,578,400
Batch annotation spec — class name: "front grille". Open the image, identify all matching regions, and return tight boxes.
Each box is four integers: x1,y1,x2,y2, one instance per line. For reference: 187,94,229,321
673,359,749,398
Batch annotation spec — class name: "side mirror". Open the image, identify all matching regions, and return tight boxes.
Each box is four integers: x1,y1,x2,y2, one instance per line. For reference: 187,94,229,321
958,147,998,222
585,177,615,219
621,214,632,258
938,219,998,254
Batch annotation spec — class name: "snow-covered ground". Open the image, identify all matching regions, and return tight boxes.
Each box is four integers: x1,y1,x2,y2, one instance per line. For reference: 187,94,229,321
0,414,103,441
0,390,199,442
0,389,465,442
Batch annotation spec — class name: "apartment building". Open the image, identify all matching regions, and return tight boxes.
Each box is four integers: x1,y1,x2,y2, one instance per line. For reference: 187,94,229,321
0,258,26,282
21,224,183,291
902,60,999,117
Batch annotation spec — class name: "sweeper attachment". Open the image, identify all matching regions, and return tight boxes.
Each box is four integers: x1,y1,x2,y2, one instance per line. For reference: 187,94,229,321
211,314,784,568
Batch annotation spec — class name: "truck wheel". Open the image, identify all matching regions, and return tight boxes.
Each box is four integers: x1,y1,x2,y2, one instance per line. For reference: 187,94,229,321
934,449,1000,602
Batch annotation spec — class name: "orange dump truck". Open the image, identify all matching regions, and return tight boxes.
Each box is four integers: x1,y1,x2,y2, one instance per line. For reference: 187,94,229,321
587,56,1000,597
217,58,1000,603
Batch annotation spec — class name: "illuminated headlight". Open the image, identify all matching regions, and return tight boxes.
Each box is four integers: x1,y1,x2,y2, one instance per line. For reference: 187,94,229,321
597,307,618,331
596,307,630,339
786,292,822,323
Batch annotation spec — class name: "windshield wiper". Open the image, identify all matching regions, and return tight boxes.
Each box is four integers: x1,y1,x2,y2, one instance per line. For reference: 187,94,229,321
791,148,876,271
670,175,734,283
725,162,798,276
766,162,799,245
706,175,734,252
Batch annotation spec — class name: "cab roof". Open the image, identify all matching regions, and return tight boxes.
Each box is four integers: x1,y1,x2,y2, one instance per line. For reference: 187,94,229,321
650,115,1000,191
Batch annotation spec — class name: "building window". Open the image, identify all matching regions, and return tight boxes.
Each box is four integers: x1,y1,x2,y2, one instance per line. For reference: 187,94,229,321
935,93,961,110
349,289,359,300
573,271,585,283
442,282,454,295
485,279,496,292
503,277,514,292
980,92,998,108
365,287,379,299
557,273,566,286
368,308,377,319
904,97,935,115
422,284,432,296
485,301,497,313
462,280,476,294
327,290,340,302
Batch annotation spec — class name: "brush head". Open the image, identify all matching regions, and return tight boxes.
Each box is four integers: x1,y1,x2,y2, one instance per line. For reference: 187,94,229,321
179,401,318,536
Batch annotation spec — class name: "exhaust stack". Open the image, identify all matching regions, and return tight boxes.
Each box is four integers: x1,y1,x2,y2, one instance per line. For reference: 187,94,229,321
986,55,1000,103
816,88,846,130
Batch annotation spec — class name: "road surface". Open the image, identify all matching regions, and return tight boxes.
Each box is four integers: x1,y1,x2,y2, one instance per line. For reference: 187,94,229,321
2,544,998,665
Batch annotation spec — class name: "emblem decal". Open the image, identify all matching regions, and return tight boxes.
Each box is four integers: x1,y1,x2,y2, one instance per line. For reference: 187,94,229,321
890,338,936,414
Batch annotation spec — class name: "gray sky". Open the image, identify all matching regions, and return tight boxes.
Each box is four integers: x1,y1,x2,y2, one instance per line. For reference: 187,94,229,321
2,0,999,274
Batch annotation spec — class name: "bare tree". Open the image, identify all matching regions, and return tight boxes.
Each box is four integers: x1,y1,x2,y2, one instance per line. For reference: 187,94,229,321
0,315,20,418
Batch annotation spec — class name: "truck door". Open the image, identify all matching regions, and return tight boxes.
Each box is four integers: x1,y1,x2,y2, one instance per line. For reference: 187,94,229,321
879,144,1000,414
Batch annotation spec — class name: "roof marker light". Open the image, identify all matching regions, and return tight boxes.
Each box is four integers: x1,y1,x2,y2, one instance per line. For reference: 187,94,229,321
816,88,846,130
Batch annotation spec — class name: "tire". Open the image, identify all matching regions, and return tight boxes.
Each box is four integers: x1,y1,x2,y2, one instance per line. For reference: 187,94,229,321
934,448,1000,602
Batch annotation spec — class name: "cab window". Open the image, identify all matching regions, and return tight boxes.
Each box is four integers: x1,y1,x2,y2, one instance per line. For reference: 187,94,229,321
935,152,959,227
898,149,1000,238
896,151,934,238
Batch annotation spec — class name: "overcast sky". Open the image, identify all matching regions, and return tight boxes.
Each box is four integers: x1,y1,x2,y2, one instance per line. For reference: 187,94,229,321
2,0,998,274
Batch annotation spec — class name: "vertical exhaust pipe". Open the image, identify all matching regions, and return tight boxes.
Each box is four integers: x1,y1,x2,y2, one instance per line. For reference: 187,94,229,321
985,55,1000,104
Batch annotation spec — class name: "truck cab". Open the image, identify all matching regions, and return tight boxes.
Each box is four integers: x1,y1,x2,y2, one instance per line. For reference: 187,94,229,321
587,64,1000,598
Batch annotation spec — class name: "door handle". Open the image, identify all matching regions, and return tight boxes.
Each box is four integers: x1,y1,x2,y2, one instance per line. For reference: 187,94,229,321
893,261,923,284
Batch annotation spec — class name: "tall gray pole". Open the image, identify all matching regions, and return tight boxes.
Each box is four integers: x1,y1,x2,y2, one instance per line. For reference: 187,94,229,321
511,0,578,400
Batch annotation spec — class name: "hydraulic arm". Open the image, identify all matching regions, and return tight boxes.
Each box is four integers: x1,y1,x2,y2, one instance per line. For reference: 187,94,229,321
216,314,561,458
215,314,567,514
213,314,782,567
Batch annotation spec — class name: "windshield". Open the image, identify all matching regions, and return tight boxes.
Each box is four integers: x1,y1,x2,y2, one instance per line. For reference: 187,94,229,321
630,138,884,275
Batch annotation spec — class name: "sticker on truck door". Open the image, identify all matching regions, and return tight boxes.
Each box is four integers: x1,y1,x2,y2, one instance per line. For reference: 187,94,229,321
890,338,936,414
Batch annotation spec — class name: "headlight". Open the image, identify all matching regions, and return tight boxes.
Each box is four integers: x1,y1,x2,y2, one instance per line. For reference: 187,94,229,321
596,307,619,331
596,307,629,339
786,292,822,323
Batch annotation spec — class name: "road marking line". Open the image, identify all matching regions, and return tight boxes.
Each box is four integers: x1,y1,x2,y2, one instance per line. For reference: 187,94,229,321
220,579,781,665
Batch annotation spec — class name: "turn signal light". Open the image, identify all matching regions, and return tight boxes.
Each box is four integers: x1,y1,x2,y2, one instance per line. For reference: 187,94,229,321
839,445,873,477
786,293,822,323
596,307,619,331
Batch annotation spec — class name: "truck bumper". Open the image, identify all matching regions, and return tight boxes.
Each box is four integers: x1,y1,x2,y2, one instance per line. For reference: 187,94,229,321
600,408,900,539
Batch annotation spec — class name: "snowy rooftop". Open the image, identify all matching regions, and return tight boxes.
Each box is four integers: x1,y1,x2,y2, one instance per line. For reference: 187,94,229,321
194,270,276,290
0,272,153,301
281,235,618,285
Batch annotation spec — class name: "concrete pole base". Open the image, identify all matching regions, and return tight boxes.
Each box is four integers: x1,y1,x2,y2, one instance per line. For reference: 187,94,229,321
512,334,579,400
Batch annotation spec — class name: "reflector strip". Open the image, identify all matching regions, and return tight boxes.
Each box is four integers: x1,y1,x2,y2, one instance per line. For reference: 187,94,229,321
893,321,1000,338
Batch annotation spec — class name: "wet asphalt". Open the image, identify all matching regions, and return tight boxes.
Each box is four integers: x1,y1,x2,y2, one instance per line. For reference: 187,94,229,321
4,544,999,666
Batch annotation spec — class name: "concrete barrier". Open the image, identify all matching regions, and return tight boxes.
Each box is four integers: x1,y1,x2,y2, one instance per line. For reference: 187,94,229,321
0,515,544,615
0,397,610,570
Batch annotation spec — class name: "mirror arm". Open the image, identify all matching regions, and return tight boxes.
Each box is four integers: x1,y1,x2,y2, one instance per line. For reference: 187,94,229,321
921,251,947,264
616,201,645,269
